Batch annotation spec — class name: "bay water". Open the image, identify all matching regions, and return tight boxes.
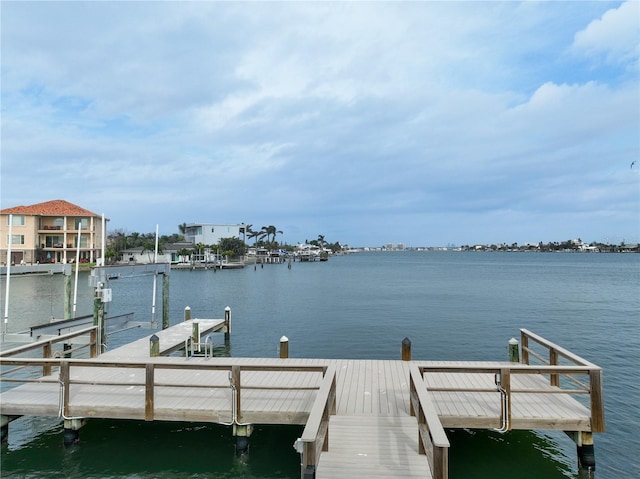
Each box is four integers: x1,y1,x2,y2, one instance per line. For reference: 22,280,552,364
1,251,638,478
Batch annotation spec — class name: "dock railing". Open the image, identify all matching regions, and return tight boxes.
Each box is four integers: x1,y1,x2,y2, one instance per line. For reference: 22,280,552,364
297,363,337,479
0,326,99,374
520,328,605,432
409,363,449,479
417,330,605,434
0,357,329,423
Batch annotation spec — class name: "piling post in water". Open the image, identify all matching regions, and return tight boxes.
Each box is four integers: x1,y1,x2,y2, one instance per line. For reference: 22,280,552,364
64,274,72,319
184,306,191,322
280,336,289,358
150,334,160,357
568,431,596,472
162,274,170,330
63,418,84,447
508,338,519,363
402,337,412,361
233,424,253,457
224,306,231,343
93,293,105,355
1,415,9,443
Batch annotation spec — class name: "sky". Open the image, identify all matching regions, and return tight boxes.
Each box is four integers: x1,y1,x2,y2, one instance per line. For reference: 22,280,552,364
1,1,638,248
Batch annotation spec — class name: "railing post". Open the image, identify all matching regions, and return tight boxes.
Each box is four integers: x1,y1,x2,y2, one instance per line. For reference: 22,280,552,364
549,348,559,386
501,367,512,431
60,361,70,418
589,369,605,432
192,321,200,352
232,366,241,422
520,330,529,364
43,342,52,376
433,446,449,479
90,328,97,358
145,363,155,421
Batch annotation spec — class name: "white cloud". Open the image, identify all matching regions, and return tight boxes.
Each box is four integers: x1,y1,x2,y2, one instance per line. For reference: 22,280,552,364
572,1,640,69
1,1,638,246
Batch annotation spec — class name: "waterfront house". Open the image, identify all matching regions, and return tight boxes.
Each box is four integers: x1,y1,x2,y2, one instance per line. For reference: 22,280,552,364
118,242,193,265
183,223,246,245
0,199,107,265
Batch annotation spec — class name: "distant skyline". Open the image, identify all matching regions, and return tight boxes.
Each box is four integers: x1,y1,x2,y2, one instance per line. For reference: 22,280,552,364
1,1,638,247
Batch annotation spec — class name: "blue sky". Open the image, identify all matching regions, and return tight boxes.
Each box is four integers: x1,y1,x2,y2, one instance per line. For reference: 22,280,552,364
1,1,638,247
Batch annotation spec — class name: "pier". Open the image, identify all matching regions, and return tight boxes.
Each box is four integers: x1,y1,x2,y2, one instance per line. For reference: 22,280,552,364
0,316,605,478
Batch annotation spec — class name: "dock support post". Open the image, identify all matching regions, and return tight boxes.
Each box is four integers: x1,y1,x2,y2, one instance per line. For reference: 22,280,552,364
150,334,160,357
192,321,200,352
280,336,289,358
402,337,412,361
567,431,596,472
233,424,253,457
162,274,170,330
224,307,231,343
184,306,191,322
508,338,519,363
1,415,10,443
63,418,85,447
93,293,105,355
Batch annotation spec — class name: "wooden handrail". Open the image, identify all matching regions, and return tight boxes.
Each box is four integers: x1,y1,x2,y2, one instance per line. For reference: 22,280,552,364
409,364,449,479
418,360,605,435
520,329,597,368
0,326,99,359
299,364,337,478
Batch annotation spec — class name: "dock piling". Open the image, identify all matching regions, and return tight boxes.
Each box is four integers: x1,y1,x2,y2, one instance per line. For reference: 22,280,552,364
402,337,412,361
150,334,159,357
1,415,9,443
224,307,231,343
63,418,84,447
508,338,519,363
184,306,191,322
280,336,289,358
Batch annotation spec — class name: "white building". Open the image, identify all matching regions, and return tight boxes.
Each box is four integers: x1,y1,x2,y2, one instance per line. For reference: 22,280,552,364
184,223,246,245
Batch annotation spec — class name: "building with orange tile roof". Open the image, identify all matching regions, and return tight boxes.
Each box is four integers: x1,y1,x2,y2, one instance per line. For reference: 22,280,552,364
0,200,107,265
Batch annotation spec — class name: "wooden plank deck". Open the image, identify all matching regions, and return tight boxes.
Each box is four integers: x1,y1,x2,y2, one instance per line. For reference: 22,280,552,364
317,416,431,479
101,319,227,358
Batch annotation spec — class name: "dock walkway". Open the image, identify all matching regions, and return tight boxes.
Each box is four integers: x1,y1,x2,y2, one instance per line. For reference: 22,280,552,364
0,325,605,478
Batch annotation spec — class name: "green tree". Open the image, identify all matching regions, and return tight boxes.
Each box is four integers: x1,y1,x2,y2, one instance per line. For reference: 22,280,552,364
218,237,247,258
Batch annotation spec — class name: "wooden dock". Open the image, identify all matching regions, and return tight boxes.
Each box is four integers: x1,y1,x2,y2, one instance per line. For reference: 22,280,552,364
0,322,605,478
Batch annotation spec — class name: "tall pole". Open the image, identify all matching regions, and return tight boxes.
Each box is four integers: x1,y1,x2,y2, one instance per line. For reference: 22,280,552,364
73,223,81,315
151,224,159,327
100,214,106,266
3,214,13,338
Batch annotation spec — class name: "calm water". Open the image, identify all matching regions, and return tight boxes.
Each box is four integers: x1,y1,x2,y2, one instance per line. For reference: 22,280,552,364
1,251,638,478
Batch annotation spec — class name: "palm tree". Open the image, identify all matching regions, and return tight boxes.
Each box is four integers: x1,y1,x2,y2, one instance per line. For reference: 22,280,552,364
178,223,187,235
242,224,252,248
261,225,283,249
